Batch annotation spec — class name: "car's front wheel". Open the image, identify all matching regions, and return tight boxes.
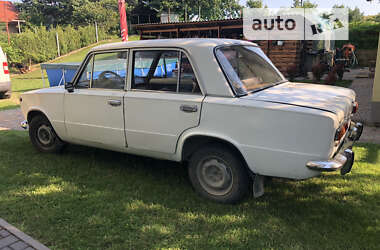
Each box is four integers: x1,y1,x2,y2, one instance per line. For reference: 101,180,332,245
29,115,65,153
188,144,250,204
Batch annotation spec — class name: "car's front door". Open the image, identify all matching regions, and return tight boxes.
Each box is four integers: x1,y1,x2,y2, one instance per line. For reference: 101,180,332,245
64,50,128,148
124,49,204,154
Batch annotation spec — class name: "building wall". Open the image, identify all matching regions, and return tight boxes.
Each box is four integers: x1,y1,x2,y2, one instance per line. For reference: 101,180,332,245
256,40,309,76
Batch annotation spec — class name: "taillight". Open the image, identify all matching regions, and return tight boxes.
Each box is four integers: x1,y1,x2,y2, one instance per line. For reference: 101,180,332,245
352,101,358,114
3,62,9,74
335,122,349,141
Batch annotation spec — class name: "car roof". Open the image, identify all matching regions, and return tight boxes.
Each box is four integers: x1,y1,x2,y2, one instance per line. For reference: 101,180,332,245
90,38,257,52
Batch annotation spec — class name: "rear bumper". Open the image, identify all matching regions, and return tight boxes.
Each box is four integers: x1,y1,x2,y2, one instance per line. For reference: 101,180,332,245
306,122,363,175
0,81,11,93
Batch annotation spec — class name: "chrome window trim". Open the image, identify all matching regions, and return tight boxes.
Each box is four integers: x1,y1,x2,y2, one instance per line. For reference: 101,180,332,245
213,44,285,97
128,47,204,96
72,49,129,92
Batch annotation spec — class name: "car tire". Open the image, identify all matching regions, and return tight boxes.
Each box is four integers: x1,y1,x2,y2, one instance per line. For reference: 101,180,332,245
0,92,10,99
29,115,65,153
188,143,250,204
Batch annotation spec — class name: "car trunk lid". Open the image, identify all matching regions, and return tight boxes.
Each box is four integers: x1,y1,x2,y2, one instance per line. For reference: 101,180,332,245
244,82,355,122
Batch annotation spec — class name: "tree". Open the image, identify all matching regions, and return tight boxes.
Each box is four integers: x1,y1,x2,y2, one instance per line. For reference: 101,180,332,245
16,0,75,26
348,7,364,23
246,0,262,8
16,0,139,27
292,0,318,8
332,5,364,23
178,0,241,21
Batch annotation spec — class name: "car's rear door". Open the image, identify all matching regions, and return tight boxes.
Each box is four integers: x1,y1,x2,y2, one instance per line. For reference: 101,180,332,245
64,50,128,148
124,49,204,154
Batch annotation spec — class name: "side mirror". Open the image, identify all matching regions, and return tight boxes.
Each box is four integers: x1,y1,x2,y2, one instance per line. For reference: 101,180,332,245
65,82,74,93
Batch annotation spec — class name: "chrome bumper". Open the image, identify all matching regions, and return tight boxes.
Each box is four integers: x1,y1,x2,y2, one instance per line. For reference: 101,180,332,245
306,122,363,175
20,120,28,130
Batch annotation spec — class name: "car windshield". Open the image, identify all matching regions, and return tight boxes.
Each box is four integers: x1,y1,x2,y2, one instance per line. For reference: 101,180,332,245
215,45,285,96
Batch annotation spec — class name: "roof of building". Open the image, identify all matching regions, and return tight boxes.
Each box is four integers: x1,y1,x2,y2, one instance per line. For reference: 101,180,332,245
0,1,18,23
91,38,256,52
133,18,242,29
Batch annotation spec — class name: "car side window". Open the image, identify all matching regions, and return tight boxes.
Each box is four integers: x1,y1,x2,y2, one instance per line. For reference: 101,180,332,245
179,53,201,94
76,56,93,88
91,51,127,90
132,50,179,92
132,50,201,94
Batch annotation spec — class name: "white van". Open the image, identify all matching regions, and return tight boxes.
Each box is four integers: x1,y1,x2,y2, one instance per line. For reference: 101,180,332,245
0,46,11,98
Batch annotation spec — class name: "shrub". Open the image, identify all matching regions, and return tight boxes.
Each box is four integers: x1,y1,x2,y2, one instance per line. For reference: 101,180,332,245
335,21,380,50
5,24,113,65
286,64,298,81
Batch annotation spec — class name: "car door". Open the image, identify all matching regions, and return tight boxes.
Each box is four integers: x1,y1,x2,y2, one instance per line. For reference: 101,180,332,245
64,50,128,148
124,49,204,154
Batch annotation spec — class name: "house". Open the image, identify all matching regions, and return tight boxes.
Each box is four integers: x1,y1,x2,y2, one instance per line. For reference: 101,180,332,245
0,1,24,33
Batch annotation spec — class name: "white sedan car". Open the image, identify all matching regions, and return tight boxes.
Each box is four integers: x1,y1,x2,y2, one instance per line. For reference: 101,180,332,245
20,39,363,203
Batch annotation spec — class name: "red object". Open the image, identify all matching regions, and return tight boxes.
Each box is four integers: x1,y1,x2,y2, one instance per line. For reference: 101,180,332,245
3,62,9,74
118,0,128,42
0,1,18,44
353,101,359,114
0,1,18,22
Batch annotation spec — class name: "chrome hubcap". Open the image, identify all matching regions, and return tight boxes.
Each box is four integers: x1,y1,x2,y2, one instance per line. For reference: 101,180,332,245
197,157,233,196
37,125,54,145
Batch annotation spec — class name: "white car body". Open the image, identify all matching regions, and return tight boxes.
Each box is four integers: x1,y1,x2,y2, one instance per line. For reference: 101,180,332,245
20,39,362,188
0,46,11,97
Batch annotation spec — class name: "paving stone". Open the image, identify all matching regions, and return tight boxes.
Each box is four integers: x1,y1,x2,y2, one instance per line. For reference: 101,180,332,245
0,229,10,238
23,247,35,250
0,235,18,248
10,240,29,250
2,246,12,250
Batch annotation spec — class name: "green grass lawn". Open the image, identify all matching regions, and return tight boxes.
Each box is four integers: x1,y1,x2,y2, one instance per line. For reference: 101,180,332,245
0,36,139,111
0,130,379,249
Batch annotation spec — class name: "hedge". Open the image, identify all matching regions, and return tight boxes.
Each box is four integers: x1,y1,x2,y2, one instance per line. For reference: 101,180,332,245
336,21,380,50
0,24,112,65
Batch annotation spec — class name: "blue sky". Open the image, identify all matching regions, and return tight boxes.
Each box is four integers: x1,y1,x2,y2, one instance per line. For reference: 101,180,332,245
240,0,380,15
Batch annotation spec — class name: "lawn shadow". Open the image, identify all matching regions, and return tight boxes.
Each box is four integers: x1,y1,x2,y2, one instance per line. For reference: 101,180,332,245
1,130,379,249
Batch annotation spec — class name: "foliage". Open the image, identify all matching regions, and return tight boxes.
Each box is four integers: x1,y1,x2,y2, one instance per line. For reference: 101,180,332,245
332,5,364,23
292,0,318,8
180,0,242,20
336,21,380,50
72,0,120,34
246,0,262,8
1,25,111,65
15,0,136,28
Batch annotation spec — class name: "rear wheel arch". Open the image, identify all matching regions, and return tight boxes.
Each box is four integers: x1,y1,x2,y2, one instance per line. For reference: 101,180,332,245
181,135,251,171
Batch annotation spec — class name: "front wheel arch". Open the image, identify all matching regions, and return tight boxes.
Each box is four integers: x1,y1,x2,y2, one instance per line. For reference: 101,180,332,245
27,110,49,124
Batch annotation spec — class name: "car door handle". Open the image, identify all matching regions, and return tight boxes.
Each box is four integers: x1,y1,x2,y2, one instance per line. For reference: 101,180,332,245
107,99,121,106
180,104,198,113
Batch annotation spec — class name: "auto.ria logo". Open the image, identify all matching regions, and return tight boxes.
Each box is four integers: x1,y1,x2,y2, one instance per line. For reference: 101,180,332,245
243,8,349,40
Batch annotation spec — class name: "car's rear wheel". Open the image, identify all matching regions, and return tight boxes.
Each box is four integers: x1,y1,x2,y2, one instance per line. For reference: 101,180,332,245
0,92,10,99
188,144,250,204
29,115,65,153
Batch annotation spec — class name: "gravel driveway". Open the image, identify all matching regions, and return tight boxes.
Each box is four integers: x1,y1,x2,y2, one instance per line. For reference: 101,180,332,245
0,108,24,131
